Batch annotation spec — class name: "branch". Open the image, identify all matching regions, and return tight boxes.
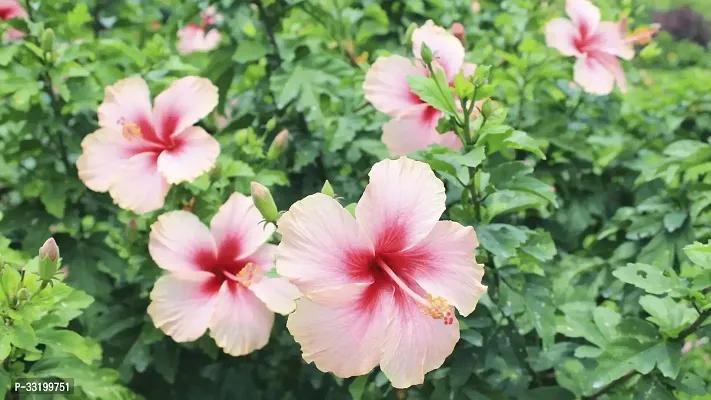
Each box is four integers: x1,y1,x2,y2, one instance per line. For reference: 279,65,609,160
678,306,711,341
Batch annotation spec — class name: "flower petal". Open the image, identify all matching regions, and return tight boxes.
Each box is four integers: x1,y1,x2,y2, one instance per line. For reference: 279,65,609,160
544,18,581,57
381,109,442,156
392,221,486,316
249,277,302,315
152,76,218,141
209,192,275,260
412,20,465,78
355,157,446,253
276,193,375,296
363,55,427,117
108,152,170,214
566,0,600,35
177,24,203,55
593,21,634,60
156,126,220,184
208,282,274,356
287,285,391,378
573,54,615,95
0,1,27,20
97,77,160,143
147,271,220,342
149,210,218,273
380,295,459,388
593,51,628,93
76,128,160,192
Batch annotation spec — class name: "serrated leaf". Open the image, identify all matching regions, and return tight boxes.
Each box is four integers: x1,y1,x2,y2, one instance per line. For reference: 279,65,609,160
613,263,679,295
504,130,546,159
683,241,711,269
639,295,697,337
476,223,528,258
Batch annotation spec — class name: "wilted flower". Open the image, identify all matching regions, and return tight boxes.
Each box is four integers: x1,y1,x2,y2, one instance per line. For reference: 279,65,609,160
0,0,27,41
544,0,659,95
277,157,487,388
364,20,478,156
147,193,301,356
77,76,220,214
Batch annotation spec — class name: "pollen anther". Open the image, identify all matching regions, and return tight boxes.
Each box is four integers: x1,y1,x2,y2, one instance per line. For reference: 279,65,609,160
223,262,263,288
420,294,454,324
122,122,142,140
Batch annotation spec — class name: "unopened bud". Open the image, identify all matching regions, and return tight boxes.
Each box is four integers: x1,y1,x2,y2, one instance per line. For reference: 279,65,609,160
250,182,279,223
420,43,434,65
38,238,60,282
481,99,494,119
451,23,465,45
16,288,29,302
41,28,55,53
321,181,335,197
266,129,288,161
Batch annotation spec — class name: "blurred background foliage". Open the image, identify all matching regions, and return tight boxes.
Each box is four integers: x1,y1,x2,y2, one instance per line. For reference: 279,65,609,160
1,0,711,399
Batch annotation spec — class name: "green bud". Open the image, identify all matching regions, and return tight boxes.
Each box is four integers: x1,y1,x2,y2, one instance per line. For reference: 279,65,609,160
266,129,288,161
38,238,59,282
320,180,335,197
16,288,29,302
250,182,279,223
420,43,433,65
481,99,494,119
41,28,55,53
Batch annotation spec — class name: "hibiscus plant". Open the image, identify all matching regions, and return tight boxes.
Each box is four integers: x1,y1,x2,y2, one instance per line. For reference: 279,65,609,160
1,0,711,399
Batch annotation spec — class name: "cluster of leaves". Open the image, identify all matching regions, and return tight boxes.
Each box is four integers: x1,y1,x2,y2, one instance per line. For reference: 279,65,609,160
0,0,710,399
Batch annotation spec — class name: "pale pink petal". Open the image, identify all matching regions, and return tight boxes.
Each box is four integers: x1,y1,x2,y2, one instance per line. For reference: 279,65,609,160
381,104,451,156
246,243,277,271
249,277,302,315
566,0,600,35
592,21,634,60
287,285,391,378
0,1,26,20
108,152,170,214
363,55,427,117
76,128,161,192
156,126,220,184
97,77,156,140
177,24,203,55
5,27,24,41
544,18,581,56
152,76,218,141
209,192,275,259
202,29,221,51
208,283,274,356
395,221,487,316
437,131,463,152
149,210,217,273
573,54,615,95
355,157,446,253
276,193,375,296
380,295,459,388
459,62,477,77
147,271,219,342
411,20,465,78
593,51,628,93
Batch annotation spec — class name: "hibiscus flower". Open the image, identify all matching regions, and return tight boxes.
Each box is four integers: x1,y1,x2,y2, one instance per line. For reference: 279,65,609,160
0,0,27,41
77,76,220,214
277,157,487,388
363,20,478,156
544,0,658,95
177,6,222,55
147,193,301,356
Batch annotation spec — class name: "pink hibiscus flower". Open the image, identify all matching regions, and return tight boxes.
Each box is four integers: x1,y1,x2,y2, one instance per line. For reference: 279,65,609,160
0,0,27,41
176,6,222,55
363,20,478,156
276,157,487,388
77,76,220,214
544,0,658,95
147,193,301,356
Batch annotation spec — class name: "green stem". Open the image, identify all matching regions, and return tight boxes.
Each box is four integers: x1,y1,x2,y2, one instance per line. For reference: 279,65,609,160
0,272,10,306
27,281,49,303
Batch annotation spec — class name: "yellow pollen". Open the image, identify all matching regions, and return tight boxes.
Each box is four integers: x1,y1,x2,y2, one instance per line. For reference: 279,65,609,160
122,122,142,140
235,263,263,288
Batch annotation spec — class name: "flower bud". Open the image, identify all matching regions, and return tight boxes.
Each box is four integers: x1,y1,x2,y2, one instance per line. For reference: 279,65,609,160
420,43,434,65
16,288,29,302
321,181,335,197
41,28,55,53
451,23,465,45
266,129,288,161
38,238,60,282
250,182,279,223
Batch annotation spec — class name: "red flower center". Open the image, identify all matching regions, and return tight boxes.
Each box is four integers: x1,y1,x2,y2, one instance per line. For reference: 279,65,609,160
193,238,260,295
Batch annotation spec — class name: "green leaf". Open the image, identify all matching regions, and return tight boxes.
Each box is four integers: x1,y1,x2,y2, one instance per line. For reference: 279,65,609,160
407,72,458,116
348,375,369,400
596,340,681,382
663,211,687,232
7,321,38,351
683,241,711,269
521,230,557,262
233,40,268,63
460,330,483,346
503,130,546,159
633,376,675,400
435,146,486,169
639,295,697,337
36,329,100,364
485,189,548,221
40,185,67,218
501,176,558,207
476,224,528,258
612,263,679,295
